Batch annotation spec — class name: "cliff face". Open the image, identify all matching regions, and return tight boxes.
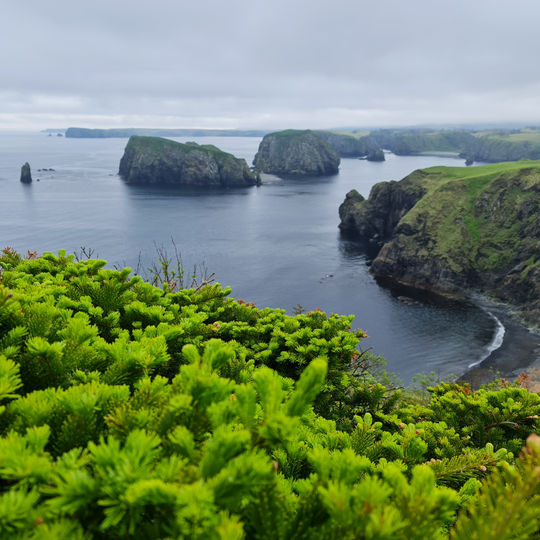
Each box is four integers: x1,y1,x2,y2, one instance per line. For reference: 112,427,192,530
314,131,381,158
339,169,429,251
118,136,260,187
339,162,540,326
253,130,340,177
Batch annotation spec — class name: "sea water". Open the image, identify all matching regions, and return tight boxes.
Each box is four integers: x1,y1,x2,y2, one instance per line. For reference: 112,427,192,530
0,131,538,384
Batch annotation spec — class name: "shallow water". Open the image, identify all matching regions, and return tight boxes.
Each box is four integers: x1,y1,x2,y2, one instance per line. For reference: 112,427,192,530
1,132,538,384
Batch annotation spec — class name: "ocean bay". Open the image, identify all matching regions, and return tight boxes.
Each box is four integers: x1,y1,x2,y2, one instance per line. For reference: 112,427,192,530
1,132,538,383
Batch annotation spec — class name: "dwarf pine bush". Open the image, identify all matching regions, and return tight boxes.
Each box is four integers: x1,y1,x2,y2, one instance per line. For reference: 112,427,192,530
0,248,538,538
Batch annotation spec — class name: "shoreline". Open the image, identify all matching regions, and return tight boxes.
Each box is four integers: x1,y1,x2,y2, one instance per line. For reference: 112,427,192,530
377,277,540,388
459,296,540,389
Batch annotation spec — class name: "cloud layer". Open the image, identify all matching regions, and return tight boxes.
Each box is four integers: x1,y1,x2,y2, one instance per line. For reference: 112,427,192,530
3,0,540,130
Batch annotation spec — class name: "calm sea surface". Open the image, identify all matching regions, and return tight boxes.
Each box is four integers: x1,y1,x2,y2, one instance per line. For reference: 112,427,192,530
1,132,539,383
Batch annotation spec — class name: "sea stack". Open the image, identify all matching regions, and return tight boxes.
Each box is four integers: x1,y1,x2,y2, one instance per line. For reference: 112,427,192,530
118,136,260,187
253,130,340,177
20,162,32,183
366,148,385,162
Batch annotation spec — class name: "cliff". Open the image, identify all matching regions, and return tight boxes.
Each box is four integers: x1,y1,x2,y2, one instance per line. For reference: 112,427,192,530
314,131,381,157
253,130,340,177
118,136,260,187
369,128,540,163
339,161,540,326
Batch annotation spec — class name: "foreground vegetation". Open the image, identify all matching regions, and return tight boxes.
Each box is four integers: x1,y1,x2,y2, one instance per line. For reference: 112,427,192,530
0,249,538,538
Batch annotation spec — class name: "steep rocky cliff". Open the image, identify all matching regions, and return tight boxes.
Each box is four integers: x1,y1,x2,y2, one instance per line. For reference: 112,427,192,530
339,162,540,326
314,131,381,157
253,130,340,177
119,136,260,187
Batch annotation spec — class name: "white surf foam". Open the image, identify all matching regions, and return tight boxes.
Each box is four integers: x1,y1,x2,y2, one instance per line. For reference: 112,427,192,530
468,309,506,368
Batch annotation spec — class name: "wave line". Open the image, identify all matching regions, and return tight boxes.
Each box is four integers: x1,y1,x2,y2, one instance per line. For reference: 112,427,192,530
468,310,505,368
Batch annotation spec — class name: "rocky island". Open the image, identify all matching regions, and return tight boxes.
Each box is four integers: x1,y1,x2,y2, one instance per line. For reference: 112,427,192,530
20,162,32,183
366,148,385,161
339,161,540,327
118,136,260,187
253,130,340,177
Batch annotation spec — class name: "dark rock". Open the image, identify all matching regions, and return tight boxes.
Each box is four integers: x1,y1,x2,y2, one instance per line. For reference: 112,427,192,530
118,136,260,187
366,149,385,162
20,162,32,183
338,170,428,247
253,130,340,177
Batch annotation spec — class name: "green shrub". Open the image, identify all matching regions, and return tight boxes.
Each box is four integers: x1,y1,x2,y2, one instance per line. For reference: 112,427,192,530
0,250,538,538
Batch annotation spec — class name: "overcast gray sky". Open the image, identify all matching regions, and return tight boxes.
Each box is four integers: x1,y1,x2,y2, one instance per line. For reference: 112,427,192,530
2,0,540,130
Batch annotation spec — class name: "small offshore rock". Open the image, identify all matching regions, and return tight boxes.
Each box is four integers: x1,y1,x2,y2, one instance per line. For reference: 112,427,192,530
20,162,32,183
366,148,385,162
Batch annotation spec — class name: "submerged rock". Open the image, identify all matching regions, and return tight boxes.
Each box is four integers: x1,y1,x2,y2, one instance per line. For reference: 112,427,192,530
253,130,340,177
20,162,32,183
118,136,260,187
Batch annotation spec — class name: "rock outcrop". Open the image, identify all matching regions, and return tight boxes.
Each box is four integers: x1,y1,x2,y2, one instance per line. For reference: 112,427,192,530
339,162,540,327
314,131,381,158
253,130,340,177
20,162,32,183
366,149,385,162
118,136,260,187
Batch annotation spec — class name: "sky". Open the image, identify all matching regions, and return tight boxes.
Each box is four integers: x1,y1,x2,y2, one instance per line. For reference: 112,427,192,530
3,0,540,131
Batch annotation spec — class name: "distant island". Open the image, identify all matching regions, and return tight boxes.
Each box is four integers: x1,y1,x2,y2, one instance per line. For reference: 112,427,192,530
66,127,269,138
253,130,340,177
119,136,260,187
339,160,540,327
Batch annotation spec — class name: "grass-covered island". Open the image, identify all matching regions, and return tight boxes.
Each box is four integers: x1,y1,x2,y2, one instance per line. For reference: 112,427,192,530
253,130,340,177
0,248,538,538
339,161,540,328
119,136,260,187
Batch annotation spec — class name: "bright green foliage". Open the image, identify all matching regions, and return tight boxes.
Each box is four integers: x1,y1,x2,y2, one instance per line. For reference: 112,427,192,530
451,434,540,539
0,251,538,538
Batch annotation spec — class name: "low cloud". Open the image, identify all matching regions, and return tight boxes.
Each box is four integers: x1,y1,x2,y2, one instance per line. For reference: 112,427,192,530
3,0,540,130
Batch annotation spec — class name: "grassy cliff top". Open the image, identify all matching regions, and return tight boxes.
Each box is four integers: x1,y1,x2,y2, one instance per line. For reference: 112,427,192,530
261,129,313,140
398,160,540,274
125,135,241,162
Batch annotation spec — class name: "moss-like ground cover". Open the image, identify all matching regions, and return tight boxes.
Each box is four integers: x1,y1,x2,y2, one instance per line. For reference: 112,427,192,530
397,161,539,276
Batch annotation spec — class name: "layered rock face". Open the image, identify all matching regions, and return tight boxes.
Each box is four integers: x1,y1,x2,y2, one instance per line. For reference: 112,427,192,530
253,130,340,177
20,162,32,183
339,162,540,326
119,136,260,187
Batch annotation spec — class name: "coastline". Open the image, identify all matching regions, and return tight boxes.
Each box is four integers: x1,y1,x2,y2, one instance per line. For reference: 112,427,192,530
459,295,540,389
376,276,540,388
